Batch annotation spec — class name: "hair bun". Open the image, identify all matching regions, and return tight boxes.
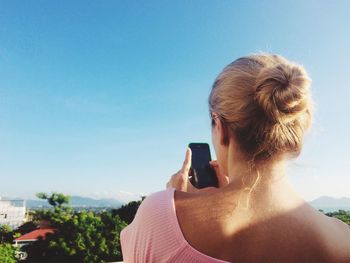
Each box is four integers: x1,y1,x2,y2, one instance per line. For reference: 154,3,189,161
254,62,311,125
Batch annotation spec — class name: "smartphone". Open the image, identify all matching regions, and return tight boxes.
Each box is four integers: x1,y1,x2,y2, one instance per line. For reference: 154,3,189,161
188,143,218,189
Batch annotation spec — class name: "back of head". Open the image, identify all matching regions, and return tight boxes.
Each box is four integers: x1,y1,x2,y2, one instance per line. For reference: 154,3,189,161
209,53,313,162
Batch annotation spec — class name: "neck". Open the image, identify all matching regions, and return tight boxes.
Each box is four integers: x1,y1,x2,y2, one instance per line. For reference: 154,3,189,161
223,143,303,210
226,141,286,183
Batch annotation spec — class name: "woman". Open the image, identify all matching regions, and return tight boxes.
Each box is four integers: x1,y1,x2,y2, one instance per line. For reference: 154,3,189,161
121,54,350,262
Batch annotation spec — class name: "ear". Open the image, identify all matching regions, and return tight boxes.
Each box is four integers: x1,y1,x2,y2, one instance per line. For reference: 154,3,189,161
212,114,228,146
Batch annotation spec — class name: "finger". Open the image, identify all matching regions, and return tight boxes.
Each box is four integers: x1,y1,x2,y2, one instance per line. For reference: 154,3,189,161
180,148,192,174
210,163,229,188
218,174,229,188
212,165,220,177
166,172,178,189
175,172,187,192
217,169,229,188
209,160,218,167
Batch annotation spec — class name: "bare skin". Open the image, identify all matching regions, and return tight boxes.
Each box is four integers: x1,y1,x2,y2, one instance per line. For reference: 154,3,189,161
174,178,350,262
167,116,350,263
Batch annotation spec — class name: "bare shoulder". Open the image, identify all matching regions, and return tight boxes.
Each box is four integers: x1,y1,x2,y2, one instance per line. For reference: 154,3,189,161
321,213,350,261
326,214,350,236
301,206,350,262
173,191,350,262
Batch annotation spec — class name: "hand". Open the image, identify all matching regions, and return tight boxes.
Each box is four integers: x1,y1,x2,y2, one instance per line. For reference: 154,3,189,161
166,148,197,192
166,149,229,193
209,160,229,188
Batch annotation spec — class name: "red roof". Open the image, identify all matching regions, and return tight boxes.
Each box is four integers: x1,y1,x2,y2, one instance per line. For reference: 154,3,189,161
15,228,56,241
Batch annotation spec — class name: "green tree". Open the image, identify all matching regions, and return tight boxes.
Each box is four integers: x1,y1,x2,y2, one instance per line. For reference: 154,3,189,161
32,192,72,226
114,196,145,224
0,225,13,243
0,225,20,262
24,192,127,263
36,192,70,208
0,243,17,263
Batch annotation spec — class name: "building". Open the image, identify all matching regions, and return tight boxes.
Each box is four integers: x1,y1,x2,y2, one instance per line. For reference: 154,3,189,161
0,197,26,229
14,228,56,247
13,227,56,261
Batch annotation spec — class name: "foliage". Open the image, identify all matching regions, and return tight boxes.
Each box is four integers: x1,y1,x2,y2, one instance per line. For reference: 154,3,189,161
114,197,144,224
325,210,350,225
23,192,127,263
36,192,70,208
0,192,144,262
31,193,73,225
0,243,17,263
0,225,14,243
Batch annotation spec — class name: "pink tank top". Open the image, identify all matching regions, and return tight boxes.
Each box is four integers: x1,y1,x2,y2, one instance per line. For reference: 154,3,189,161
121,188,230,263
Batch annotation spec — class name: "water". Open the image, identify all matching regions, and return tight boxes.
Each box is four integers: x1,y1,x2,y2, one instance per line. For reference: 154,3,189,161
311,206,350,213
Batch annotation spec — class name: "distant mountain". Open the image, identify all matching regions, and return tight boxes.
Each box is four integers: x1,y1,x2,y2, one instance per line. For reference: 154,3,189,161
69,196,124,207
26,196,124,208
309,196,350,207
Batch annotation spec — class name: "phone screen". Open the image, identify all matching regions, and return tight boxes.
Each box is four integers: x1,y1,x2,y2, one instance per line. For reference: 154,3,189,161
189,143,218,189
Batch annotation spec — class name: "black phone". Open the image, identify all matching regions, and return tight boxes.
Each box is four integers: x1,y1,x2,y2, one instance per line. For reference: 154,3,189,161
188,143,218,189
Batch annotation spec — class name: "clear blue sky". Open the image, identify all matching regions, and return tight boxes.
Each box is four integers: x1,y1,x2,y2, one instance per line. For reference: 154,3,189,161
0,1,349,201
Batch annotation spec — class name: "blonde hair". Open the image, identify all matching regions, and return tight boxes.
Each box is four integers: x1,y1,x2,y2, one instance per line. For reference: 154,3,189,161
209,53,312,163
